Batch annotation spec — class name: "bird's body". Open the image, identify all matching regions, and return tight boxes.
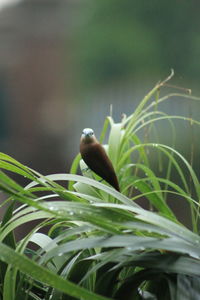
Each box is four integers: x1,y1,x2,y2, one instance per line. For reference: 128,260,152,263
80,128,120,191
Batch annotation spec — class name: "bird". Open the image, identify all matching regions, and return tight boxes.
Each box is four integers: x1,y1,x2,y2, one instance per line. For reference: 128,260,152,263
80,128,120,192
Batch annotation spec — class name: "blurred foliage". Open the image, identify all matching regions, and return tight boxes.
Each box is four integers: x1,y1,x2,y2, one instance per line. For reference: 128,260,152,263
75,0,200,86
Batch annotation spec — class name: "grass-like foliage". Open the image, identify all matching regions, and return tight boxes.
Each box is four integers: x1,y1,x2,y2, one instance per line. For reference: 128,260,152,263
1,72,200,299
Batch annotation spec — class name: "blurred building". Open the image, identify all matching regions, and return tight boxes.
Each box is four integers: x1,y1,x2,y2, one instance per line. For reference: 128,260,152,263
0,0,80,175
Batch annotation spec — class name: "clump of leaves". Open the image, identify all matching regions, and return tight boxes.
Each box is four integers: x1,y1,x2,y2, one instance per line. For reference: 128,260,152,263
0,71,200,299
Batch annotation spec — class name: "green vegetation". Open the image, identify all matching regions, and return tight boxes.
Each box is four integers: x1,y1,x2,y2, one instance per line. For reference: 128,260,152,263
76,1,200,86
0,73,200,299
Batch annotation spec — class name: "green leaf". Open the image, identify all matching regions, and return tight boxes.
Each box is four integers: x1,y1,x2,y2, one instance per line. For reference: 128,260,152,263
108,123,122,166
68,153,81,191
0,242,111,300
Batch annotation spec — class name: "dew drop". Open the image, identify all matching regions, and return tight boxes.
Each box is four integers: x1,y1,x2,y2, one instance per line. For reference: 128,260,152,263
57,211,63,215
126,247,132,251
122,230,132,233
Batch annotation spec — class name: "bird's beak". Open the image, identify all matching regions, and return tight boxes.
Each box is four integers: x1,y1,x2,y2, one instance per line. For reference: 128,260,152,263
81,133,89,141
83,132,93,138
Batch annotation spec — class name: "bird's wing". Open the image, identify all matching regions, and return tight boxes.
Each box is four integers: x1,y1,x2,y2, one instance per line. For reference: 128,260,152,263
81,143,119,190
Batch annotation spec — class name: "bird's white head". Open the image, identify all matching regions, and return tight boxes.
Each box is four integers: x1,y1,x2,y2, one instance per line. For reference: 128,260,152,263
81,128,96,143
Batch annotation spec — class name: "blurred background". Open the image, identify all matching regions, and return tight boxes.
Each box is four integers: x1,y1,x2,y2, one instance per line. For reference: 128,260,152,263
0,0,200,226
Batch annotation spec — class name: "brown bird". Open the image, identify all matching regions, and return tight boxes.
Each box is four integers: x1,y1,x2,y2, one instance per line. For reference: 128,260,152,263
80,128,120,191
